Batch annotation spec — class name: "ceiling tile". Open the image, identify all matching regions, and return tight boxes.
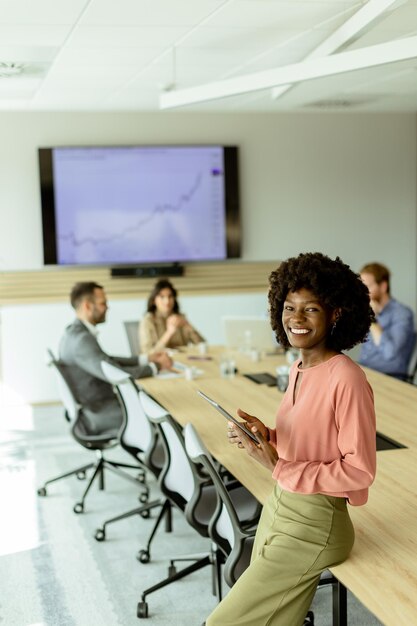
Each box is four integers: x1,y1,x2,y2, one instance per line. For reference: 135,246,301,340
0,0,88,24
0,78,41,94
0,0,414,112
34,86,114,106
218,29,335,78
120,60,174,92
81,0,227,27
373,2,417,32
0,46,58,63
55,46,166,68
345,65,417,96
108,87,160,110
346,3,417,50
41,66,139,88
0,25,71,47
179,26,301,50
203,0,356,29
68,25,190,47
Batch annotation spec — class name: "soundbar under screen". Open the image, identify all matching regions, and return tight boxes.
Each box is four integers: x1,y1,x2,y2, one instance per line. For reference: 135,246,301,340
40,145,240,266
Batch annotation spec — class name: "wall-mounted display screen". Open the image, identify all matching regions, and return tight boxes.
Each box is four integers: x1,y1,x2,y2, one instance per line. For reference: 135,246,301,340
39,145,240,266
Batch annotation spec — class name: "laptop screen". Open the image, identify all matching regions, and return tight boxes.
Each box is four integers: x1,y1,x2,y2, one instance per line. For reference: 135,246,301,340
222,316,277,351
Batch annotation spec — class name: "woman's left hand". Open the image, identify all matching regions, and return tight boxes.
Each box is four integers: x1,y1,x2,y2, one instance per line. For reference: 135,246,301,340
229,423,278,471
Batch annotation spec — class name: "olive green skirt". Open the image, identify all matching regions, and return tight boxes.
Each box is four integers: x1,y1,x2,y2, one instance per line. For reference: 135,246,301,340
206,484,354,626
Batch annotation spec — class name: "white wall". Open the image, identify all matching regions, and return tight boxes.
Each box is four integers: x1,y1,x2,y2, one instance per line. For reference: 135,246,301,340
0,111,415,402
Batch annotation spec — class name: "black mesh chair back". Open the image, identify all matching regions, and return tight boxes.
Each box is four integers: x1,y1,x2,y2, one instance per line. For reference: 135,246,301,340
37,349,147,515
135,392,264,618
136,390,224,618
101,361,163,476
184,422,258,587
139,390,216,535
47,348,80,423
94,362,168,546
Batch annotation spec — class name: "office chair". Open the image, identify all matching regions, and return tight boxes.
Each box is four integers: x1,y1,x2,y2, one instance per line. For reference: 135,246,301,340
124,320,140,356
95,362,171,558
37,349,148,514
137,392,261,619
184,423,342,626
184,423,259,587
405,334,417,384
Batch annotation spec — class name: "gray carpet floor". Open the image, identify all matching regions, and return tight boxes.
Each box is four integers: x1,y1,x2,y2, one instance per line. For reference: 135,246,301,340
0,402,384,626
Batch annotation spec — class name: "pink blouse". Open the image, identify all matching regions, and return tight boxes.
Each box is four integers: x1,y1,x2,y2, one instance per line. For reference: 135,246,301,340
269,354,376,506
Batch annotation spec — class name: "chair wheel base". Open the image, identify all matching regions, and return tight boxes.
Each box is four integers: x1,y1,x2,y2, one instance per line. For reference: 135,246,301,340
137,549,150,564
168,564,176,577
139,509,150,519
137,601,148,618
76,471,87,480
37,487,47,496
303,610,314,625
73,502,84,514
139,492,149,504
95,528,105,542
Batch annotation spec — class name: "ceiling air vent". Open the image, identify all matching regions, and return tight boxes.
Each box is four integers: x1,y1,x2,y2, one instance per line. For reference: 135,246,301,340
303,96,378,110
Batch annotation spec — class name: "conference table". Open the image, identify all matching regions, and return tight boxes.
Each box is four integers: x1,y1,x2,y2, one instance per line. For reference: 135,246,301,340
139,345,417,626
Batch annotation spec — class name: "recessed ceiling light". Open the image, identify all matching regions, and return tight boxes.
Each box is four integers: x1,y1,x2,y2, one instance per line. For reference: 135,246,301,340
0,62,26,78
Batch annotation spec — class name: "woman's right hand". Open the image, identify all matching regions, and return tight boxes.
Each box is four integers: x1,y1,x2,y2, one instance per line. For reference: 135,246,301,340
228,410,278,471
166,314,186,334
227,409,268,446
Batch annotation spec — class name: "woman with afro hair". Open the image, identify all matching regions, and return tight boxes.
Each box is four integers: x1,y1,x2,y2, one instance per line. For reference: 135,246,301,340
206,252,376,626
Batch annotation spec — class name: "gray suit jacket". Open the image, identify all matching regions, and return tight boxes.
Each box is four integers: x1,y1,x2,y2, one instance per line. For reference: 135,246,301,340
59,319,153,434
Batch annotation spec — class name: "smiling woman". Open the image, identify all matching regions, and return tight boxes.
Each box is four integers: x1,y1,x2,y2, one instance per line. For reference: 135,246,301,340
209,252,377,626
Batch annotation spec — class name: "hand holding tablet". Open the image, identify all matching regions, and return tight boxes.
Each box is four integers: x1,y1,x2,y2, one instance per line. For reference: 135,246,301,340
197,390,259,443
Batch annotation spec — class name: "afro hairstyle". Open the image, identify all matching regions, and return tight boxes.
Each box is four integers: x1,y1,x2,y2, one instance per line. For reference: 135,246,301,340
268,252,374,352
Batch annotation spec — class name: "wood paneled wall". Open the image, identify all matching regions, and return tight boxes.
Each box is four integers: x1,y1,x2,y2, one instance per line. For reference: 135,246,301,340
0,261,279,304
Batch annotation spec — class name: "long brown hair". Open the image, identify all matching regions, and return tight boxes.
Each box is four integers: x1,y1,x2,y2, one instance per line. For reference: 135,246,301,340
146,279,180,314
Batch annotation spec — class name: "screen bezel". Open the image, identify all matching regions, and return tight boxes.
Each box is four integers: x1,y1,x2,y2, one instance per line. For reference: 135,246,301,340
39,144,241,266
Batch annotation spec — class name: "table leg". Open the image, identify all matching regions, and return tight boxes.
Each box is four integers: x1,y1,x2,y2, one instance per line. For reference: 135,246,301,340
332,580,347,626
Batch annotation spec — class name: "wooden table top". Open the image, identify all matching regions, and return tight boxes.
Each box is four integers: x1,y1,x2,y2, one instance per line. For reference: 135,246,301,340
140,346,417,626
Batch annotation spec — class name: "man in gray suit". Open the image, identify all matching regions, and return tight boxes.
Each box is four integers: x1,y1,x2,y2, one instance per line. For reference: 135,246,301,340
59,281,172,435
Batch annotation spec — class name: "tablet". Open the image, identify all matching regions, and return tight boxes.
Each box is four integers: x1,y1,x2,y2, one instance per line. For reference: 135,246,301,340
197,390,258,443
243,372,277,386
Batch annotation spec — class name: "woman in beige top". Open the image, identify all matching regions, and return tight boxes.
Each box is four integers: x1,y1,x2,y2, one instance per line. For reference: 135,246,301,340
139,279,204,354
